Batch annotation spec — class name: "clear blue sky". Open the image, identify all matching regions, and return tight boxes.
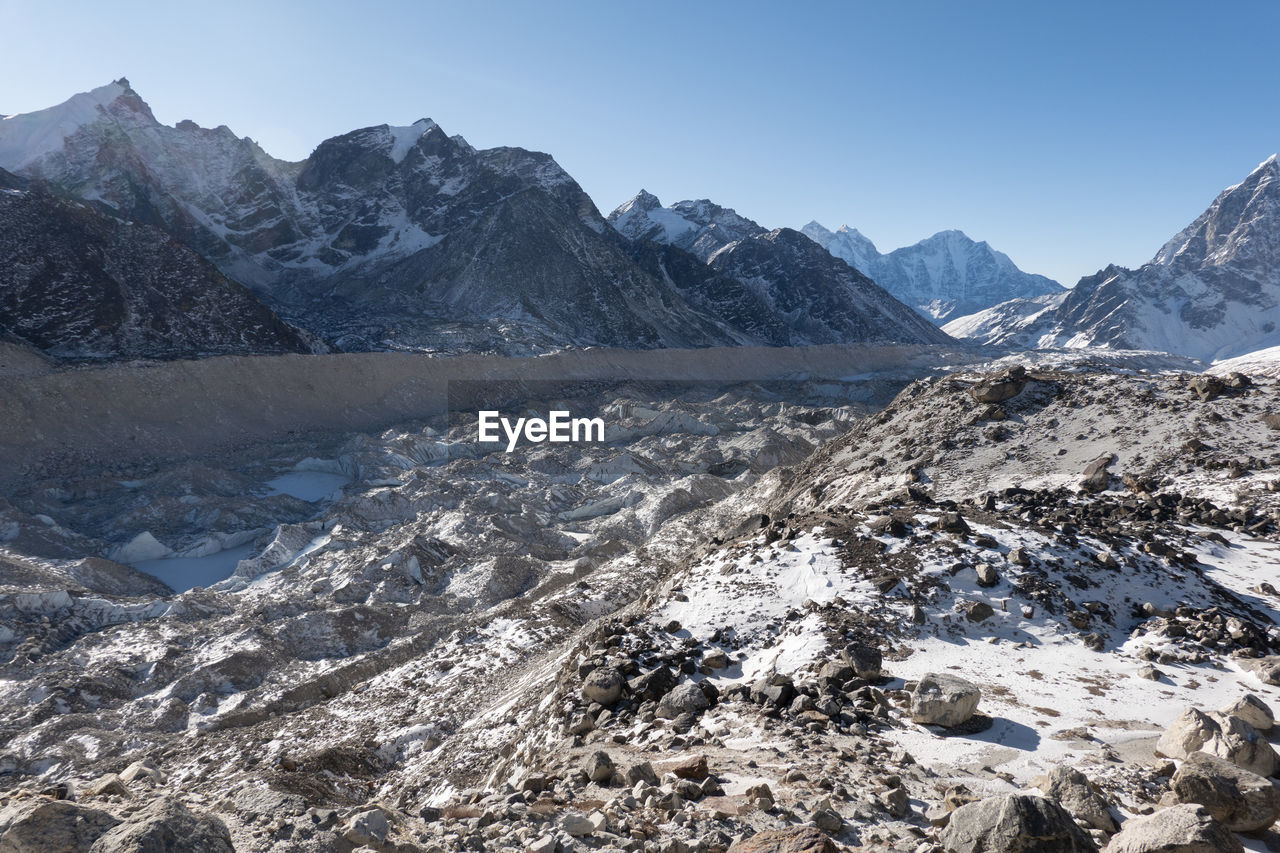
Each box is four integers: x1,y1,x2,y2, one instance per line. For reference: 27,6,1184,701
3,0,1278,286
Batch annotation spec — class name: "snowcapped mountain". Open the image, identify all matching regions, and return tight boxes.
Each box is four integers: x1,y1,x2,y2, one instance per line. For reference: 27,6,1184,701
610,192,766,261
609,192,953,347
948,156,1280,361
801,221,879,274
802,222,1063,324
0,80,960,354
0,167,317,360
0,81,738,353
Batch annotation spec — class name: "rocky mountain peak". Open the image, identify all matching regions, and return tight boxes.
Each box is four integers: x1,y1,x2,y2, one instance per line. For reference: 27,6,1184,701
807,219,1061,324
948,156,1280,360
0,78,156,171
1153,153,1280,272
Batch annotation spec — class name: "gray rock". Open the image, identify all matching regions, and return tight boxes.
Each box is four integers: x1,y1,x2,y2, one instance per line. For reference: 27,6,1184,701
1203,713,1278,777
1188,376,1225,402
624,761,659,786
1155,708,1219,760
656,681,709,720
811,807,843,833
971,375,1026,404
910,673,981,727
702,648,729,669
582,665,624,706
1171,752,1280,832
1037,765,1116,833
1220,693,1274,731
939,793,1097,852
560,812,595,837
1241,655,1280,685
0,800,120,853
583,750,615,784
1080,454,1115,493
1103,803,1242,853
341,807,390,847
964,601,995,623
87,797,232,853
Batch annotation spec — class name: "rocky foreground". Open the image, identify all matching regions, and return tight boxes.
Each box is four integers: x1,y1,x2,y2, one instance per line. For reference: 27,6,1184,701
3,357,1280,852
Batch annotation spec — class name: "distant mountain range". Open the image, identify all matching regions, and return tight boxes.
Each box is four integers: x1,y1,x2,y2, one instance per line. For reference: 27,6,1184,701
606,191,950,347
3,80,1277,365
801,223,1064,325
946,156,1280,361
0,80,948,359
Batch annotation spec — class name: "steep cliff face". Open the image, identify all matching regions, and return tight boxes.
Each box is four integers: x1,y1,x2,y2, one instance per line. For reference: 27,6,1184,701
0,169,316,360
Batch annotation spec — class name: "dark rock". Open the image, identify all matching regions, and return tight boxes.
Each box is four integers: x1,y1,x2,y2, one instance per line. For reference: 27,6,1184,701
87,797,233,853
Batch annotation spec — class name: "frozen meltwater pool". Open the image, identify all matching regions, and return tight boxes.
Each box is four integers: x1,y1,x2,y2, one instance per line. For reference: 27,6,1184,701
132,542,258,592
265,471,351,502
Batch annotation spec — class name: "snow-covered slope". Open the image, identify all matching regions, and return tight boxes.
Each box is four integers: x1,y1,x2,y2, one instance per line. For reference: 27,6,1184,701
949,155,1280,361
803,222,1064,324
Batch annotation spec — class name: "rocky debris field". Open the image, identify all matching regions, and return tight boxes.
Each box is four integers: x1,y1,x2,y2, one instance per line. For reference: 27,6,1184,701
4,355,1280,852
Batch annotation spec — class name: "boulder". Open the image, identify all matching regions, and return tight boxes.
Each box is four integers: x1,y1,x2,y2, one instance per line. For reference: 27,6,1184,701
670,754,709,781
1155,708,1275,775
964,601,995,623
702,648,729,669
971,369,1027,405
87,797,232,853
1220,693,1273,732
728,826,839,853
910,673,981,727
1037,765,1117,833
1103,804,1242,853
0,800,120,853
582,665,624,706
341,807,390,847
559,812,595,837
656,681,709,719
1171,752,1280,832
1081,455,1115,493
939,794,1097,852
935,512,972,535
1202,713,1278,777
846,643,882,679
628,665,677,700
1241,656,1280,686
583,750,614,784
1155,708,1219,760
1188,376,1225,402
